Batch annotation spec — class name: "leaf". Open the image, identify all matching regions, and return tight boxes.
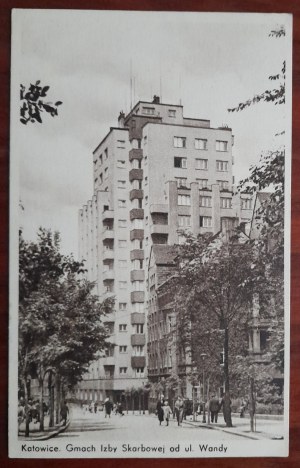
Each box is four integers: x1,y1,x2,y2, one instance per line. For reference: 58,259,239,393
41,86,50,97
55,101,63,106
20,118,27,125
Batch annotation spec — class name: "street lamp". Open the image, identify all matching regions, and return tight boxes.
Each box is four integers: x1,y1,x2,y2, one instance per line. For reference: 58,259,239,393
200,354,207,423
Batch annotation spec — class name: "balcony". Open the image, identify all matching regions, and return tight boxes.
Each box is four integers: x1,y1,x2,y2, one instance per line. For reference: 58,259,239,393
129,148,143,161
130,249,144,261
131,312,145,325
102,356,115,366
103,249,114,260
130,270,145,281
131,356,146,368
130,189,144,200
102,210,114,221
130,208,144,220
131,291,145,303
103,270,114,281
102,229,114,240
150,224,169,235
129,168,143,182
150,204,168,214
131,334,146,346
130,229,144,241
102,311,116,322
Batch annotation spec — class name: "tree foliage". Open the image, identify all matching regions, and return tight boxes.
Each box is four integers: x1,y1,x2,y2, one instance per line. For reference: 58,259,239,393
20,81,62,125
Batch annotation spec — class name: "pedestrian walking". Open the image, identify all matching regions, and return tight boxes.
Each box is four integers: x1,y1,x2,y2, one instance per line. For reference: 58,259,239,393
163,401,172,426
104,397,113,418
94,401,98,413
156,398,164,426
117,402,124,416
60,401,69,425
209,395,220,423
18,402,25,428
174,396,184,426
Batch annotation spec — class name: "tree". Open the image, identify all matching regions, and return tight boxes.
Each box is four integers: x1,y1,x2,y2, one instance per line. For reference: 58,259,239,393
20,81,62,125
19,229,112,434
171,234,270,427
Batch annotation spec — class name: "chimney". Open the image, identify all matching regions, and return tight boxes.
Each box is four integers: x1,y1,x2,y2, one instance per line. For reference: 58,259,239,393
152,95,160,104
118,111,125,128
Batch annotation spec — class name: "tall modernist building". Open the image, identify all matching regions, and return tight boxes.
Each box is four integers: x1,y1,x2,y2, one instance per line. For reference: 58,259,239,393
77,96,253,404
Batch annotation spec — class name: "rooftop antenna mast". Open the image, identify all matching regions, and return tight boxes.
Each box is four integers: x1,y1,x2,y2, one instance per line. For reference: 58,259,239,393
130,59,133,110
159,63,162,102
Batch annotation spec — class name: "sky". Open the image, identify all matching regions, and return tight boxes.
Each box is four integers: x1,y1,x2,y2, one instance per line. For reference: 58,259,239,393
11,10,291,256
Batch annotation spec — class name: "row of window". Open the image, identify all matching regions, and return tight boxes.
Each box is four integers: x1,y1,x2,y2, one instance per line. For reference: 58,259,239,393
174,157,229,171
174,136,228,152
119,367,145,375
178,194,252,209
176,178,229,190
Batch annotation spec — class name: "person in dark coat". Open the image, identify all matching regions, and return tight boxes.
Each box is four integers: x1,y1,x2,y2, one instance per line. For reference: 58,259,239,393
60,401,69,425
209,395,220,423
174,397,184,426
156,398,164,425
104,398,113,418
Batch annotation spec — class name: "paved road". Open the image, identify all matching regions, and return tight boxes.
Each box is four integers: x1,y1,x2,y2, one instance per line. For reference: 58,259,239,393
56,406,237,443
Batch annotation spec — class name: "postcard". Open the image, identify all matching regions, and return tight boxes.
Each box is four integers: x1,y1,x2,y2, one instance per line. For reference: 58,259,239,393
9,9,292,458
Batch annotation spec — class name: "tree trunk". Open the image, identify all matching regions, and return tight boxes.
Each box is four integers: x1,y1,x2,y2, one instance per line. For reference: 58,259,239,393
207,378,210,424
249,377,255,432
55,376,61,424
48,371,55,427
138,393,141,414
132,394,134,414
223,327,233,427
23,376,30,437
39,376,44,431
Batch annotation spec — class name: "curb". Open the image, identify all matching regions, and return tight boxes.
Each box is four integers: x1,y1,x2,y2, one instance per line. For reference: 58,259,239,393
19,418,71,441
182,420,263,440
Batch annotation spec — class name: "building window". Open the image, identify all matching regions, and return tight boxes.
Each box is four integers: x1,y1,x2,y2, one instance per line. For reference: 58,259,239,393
216,160,229,172
118,199,126,208
99,154,103,165
132,303,143,312
132,259,143,269
178,215,191,227
174,136,186,148
118,260,127,268
132,218,144,229
175,177,188,188
119,303,127,310
174,157,187,169
118,219,127,228
200,196,212,207
195,138,207,150
118,240,127,248
104,148,108,159
117,160,126,168
144,176,148,185
145,196,148,205
132,281,144,291
117,140,126,149
119,345,127,353
132,345,144,356
200,216,212,228
221,197,231,209
196,159,208,170
119,281,127,289
168,109,176,118
197,178,208,189
217,180,229,190
216,140,228,152
105,347,114,357
142,106,155,115
135,367,145,377
118,180,126,189
134,324,144,334
119,367,127,374
119,324,127,332
104,167,108,179
178,195,191,206
241,198,252,210
99,173,103,184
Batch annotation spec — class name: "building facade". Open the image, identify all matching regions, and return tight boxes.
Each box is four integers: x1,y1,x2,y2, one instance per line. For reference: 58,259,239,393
77,96,253,404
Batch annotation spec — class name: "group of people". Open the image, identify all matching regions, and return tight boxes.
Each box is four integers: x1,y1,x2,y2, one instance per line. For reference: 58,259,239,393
81,398,125,417
18,398,69,428
156,396,185,427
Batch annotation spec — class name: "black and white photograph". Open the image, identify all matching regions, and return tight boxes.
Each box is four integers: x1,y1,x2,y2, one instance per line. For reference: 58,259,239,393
9,9,292,458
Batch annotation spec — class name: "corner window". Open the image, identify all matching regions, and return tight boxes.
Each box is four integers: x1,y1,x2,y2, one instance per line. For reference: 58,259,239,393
216,140,228,152
197,179,208,189
216,161,229,172
178,195,191,206
221,198,231,209
119,324,127,332
200,196,212,207
168,109,176,118
241,198,252,210
175,177,188,188
217,180,229,190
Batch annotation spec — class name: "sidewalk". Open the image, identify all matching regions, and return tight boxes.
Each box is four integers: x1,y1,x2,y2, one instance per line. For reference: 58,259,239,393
18,413,70,441
182,414,284,440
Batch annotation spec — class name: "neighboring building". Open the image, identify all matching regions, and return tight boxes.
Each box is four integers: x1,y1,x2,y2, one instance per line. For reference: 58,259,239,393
77,96,253,405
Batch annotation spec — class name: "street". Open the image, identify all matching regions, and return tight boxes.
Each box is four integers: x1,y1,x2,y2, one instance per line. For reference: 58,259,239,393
56,406,238,442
